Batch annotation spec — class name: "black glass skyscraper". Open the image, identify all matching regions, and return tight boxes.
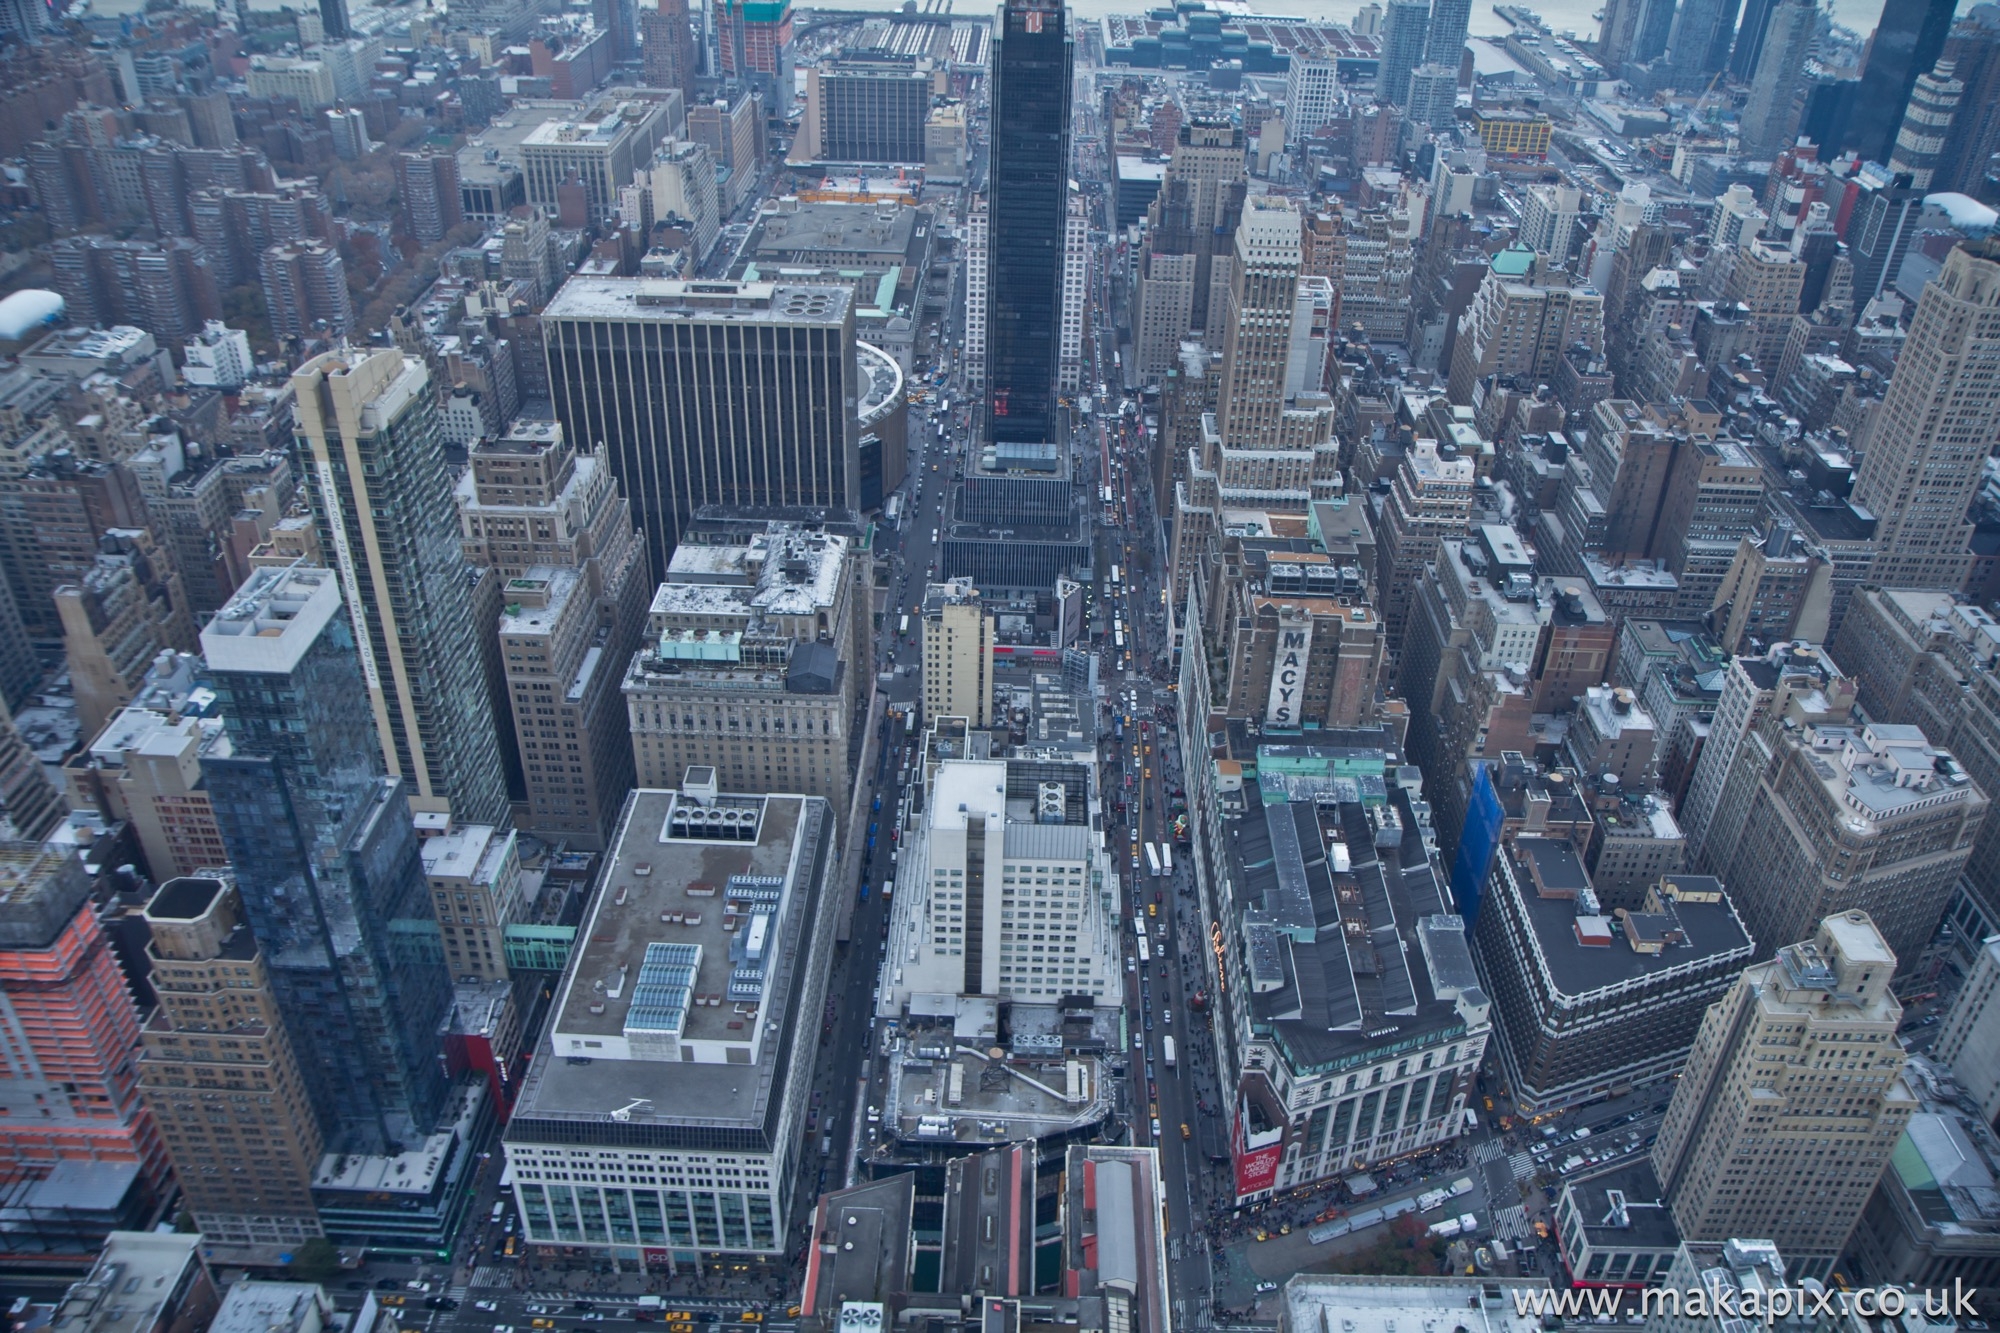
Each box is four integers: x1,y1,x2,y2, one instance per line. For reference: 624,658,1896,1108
1849,0,1958,164
985,0,1072,446
1728,0,1777,80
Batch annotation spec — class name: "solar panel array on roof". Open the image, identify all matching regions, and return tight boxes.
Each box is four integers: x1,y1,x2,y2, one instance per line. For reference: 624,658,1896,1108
627,941,700,1035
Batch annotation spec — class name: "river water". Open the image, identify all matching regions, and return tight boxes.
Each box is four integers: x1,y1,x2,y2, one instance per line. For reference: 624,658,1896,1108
810,0,1949,57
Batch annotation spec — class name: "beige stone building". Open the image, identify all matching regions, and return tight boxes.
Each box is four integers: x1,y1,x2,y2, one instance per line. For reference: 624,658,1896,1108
55,527,198,741
921,578,993,728
137,875,325,1255
625,523,864,812
1851,238,2000,591
458,419,648,849
419,823,520,982
1651,912,1917,1278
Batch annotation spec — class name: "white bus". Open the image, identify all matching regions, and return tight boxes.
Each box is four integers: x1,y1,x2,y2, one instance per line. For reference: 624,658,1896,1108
1110,564,1122,588
1161,845,1172,876
1145,843,1161,877
1162,1035,1176,1068
1114,628,1126,653
899,614,910,637
1137,934,1151,964
885,494,903,522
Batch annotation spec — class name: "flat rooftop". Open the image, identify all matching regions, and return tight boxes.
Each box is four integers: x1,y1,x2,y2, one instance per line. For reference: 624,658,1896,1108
1792,723,1983,826
884,1006,1116,1144
200,565,344,677
0,845,90,950
210,1285,329,1333
509,786,832,1147
1890,1058,2000,1235
803,1175,915,1312
1280,1275,1551,1333
748,200,920,258
51,1233,203,1333
1500,838,1752,1000
541,277,853,326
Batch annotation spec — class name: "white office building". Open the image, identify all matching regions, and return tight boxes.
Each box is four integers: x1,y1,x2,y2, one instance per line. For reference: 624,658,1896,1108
880,758,1121,1011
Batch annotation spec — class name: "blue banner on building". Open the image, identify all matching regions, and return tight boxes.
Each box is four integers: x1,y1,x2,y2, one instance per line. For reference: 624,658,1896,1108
1449,760,1503,930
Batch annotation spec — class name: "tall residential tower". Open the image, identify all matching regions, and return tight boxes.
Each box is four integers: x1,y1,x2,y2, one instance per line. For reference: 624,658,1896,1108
295,348,511,826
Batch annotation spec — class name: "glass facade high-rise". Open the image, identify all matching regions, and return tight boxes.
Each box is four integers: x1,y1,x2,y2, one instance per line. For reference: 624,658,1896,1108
295,348,511,826
200,565,452,1155
1850,0,1959,163
985,0,1071,446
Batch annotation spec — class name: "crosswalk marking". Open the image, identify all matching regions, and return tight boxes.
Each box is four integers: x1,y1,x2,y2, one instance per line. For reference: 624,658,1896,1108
1491,1205,1532,1242
1470,1139,1505,1166
1509,1151,1538,1180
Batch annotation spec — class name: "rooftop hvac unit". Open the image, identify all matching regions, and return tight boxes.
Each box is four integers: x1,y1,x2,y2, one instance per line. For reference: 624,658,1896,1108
1037,781,1066,824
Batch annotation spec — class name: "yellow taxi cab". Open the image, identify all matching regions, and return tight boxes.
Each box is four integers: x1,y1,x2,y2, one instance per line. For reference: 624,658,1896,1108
740,1315,764,1324
1144,767,1153,780
532,1320,557,1328
663,1317,692,1325
1180,1123,1191,1140
787,1310,802,1320
380,1297,406,1308
1147,902,1157,917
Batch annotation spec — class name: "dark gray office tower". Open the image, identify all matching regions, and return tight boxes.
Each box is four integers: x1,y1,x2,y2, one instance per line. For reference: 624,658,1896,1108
199,565,451,1155
1424,0,1474,75
542,276,865,582
814,56,930,162
1665,0,1744,88
1850,0,1958,164
1729,0,1778,80
1848,167,1926,305
1739,0,1817,157
1633,0,1679,67
319,0,349,37
986,0,1071,446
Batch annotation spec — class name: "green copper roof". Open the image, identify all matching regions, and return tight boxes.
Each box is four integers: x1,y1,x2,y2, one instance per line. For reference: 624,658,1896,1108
1491,244,1537,277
